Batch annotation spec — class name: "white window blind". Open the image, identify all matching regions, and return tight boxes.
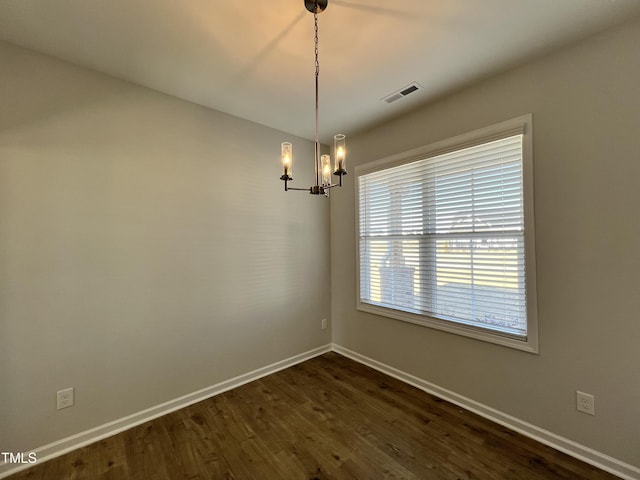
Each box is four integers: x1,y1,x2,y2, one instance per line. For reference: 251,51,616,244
358,134,529,339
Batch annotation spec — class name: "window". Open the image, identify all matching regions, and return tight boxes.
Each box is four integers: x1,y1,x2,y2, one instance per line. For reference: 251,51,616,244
356,115,538,352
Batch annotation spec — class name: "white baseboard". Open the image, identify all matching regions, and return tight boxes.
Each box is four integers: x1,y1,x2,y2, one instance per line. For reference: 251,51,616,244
332,344,640,480
0,344,332,479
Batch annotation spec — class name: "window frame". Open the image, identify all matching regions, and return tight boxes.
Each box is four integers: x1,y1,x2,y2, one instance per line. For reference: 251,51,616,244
355,114,538,353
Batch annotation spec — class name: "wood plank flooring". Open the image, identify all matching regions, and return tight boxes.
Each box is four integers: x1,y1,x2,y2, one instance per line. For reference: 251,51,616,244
7,352,619,479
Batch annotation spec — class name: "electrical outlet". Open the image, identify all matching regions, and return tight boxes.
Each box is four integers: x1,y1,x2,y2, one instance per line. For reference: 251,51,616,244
321,318,328,330
57,388,74,410
576,391,595,416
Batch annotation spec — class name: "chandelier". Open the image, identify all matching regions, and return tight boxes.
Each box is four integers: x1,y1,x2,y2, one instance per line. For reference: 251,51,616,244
280,0,347,196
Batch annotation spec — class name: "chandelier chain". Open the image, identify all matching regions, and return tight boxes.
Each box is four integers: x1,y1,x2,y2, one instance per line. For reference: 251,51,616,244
314,13,319,78
314,11,320,186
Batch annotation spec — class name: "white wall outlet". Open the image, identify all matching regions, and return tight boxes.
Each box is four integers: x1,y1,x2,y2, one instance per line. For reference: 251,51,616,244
576,391,595,416
57,387,74,410
321,318,328,330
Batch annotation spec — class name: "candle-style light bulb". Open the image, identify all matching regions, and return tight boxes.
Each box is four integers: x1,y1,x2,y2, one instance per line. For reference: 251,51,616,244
281,142,292,178
321,154,331,186
334,134,346,173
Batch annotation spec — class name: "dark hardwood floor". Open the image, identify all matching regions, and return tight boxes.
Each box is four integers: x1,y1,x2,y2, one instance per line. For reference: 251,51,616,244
8,352,619,479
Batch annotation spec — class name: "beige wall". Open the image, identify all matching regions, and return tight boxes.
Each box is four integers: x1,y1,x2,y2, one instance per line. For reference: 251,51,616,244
0,42,331,452
331,18,640,467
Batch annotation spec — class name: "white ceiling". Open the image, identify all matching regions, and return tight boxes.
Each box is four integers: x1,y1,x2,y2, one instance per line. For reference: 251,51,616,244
1,0,640,143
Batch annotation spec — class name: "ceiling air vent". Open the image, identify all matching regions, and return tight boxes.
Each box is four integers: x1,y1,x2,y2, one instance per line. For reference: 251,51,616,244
382,82,423,104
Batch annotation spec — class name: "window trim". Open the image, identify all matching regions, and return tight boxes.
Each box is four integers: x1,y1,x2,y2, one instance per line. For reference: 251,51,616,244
355,114,538,353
